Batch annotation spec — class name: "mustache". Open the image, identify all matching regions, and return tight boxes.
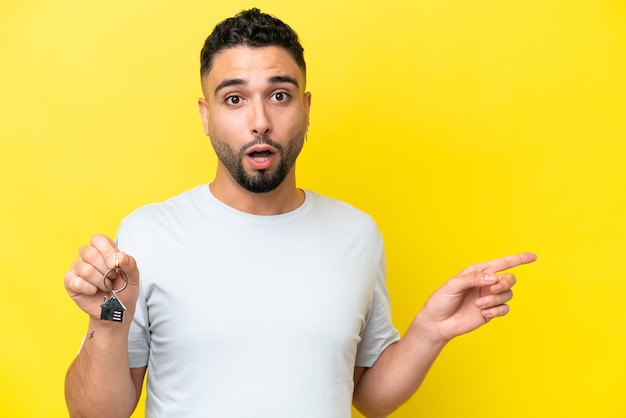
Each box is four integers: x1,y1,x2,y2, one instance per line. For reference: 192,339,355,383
241,135,284,153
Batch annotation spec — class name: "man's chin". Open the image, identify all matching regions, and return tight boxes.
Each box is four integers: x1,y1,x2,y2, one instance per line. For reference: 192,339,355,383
237,174,282,194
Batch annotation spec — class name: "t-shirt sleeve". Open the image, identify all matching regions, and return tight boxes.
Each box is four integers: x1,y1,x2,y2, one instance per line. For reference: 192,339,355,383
128,286,150,368
355,251,400,368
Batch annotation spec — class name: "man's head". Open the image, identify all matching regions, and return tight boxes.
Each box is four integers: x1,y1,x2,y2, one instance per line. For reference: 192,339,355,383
200,8,306,82
198,9,311,196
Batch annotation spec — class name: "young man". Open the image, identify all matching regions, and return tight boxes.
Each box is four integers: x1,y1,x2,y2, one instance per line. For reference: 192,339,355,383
64,8,536,417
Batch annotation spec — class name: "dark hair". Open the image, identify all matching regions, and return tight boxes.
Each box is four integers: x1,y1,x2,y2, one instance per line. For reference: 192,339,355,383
200,8,306,79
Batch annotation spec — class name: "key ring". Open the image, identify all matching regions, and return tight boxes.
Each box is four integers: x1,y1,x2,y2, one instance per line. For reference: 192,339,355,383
100,238,128,322
103,267,129,293
102,239,128,293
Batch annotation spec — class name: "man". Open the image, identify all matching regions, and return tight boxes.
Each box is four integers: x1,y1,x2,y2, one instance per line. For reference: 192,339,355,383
64,8,536,418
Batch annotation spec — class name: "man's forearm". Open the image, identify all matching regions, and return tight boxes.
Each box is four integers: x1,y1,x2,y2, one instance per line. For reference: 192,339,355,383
65,320,138,418
353,313,447,417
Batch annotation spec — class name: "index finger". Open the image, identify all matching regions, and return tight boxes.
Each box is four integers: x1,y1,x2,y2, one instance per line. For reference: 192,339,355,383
459,252,537,275
90,234,118,270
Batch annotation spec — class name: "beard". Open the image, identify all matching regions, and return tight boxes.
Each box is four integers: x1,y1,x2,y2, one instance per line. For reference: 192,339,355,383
212,132,304,194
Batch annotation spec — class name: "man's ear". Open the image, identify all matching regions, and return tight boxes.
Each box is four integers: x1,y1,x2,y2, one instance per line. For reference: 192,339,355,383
198,98,210,136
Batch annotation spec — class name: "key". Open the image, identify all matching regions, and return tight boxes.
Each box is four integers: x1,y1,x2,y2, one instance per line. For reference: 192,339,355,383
101,293,127,322
100,239,129,322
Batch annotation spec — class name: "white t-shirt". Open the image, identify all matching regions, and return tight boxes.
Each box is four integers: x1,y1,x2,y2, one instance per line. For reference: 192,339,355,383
119,185,399,417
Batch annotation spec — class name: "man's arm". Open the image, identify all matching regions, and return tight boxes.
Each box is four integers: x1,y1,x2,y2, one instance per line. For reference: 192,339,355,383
65,324,146,417
353,253,537,417
64,234,143,417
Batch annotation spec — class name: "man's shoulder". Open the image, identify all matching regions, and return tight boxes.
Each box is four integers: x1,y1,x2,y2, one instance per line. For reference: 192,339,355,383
307,191,378,228
308,191,368,213
122,184,207,225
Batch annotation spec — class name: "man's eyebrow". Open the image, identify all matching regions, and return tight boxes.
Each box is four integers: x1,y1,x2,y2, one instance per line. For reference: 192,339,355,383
214,78,246,97
269,75,299,88
213,75,299,97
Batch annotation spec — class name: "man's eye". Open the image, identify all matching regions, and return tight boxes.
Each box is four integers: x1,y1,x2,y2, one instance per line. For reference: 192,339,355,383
225,96,242,105
272,92,290,102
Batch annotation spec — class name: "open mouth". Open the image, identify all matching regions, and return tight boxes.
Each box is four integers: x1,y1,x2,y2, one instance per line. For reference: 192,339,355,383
245,147,276,170
248,150,273,162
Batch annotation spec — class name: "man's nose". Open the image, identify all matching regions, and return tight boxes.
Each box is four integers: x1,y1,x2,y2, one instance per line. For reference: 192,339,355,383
250,100,272,136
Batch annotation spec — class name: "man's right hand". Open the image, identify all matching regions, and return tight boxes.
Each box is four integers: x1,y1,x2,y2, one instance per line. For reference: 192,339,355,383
64,234,140,323
64,234,144,417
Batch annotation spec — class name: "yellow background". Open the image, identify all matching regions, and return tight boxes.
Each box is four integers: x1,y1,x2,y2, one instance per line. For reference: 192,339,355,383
1,0,625,416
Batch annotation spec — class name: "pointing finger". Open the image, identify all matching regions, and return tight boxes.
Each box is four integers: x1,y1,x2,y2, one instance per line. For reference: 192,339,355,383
459,252,537,275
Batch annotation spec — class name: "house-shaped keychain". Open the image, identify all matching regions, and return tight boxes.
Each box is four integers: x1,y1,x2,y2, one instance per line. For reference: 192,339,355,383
100,295,126,322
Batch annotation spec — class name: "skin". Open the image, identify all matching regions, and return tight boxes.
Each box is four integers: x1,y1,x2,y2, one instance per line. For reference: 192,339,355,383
198,45,311,215
352,253,536,417
64,234,143,417
64,45,536,417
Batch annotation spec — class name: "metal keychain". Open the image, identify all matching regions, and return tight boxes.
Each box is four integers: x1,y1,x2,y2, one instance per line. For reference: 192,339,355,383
100,239,129,322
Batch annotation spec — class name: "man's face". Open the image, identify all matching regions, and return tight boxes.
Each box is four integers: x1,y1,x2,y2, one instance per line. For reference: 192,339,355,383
199,46,311,193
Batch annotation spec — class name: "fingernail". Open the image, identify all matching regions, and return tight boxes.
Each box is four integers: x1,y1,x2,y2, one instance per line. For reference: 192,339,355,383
483,273,496,283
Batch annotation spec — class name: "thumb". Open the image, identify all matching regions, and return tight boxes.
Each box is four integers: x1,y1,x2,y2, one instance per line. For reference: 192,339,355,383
107,251,139,285
448,271,497,293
